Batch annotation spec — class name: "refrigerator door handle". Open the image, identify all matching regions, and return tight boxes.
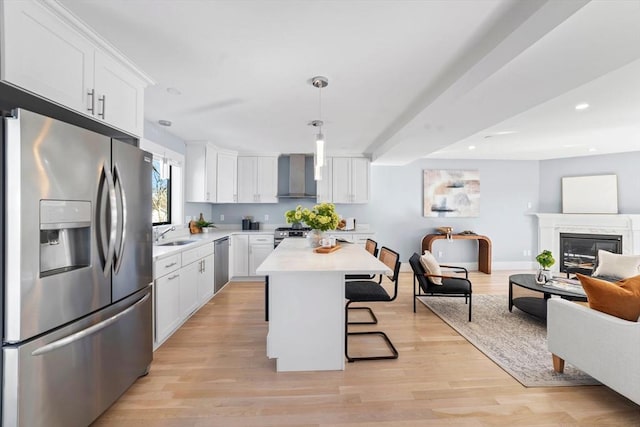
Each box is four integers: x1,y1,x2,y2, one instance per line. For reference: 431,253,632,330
31,292,150,357
113,162,127,274
103,162,118,276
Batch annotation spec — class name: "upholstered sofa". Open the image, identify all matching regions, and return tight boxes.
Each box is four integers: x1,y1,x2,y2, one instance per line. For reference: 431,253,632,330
547,298,640,405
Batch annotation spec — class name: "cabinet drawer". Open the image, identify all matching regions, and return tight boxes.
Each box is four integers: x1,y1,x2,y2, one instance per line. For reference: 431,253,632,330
182,243,214,266
249,235,274,245
154,254,181,279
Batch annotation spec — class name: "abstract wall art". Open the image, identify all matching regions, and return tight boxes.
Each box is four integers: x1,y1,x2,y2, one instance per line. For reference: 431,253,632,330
423,169,480,217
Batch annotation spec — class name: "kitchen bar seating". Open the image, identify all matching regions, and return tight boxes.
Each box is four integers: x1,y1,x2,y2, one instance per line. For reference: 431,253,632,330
345,239,378,280
345,238,379,325
345,247,401,362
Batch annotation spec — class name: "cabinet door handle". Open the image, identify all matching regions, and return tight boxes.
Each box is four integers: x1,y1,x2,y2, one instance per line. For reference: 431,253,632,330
202,259,206,273
165,261,177,268
98,95,106,119
87,89,95,114
168,274,179,281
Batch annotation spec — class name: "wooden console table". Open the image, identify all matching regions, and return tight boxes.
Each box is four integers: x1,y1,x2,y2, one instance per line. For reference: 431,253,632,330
421,234,492,274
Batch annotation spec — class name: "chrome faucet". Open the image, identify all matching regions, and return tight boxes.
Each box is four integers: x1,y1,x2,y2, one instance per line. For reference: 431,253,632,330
155,225,175,243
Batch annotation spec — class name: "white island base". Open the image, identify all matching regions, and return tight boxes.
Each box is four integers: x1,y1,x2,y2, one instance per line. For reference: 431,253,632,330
257,238,390,372
267,271,345,371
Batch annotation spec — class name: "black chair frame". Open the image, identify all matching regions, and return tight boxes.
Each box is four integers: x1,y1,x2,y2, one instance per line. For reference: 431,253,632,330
346,238,380,325
410,253,473,322
345,246,401,362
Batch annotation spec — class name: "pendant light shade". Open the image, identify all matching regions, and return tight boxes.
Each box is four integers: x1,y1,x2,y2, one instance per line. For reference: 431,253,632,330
315,133,325,167
159,153,170,180
309,76,328,181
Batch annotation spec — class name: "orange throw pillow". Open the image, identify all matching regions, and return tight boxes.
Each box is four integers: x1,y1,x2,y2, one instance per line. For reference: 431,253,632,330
576,273,640,322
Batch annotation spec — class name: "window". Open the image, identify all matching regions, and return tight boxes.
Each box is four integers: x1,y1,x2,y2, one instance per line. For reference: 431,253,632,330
152,159,171,225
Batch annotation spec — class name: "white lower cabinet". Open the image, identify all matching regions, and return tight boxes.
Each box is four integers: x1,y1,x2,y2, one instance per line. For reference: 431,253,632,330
231,235,250,277
179,261,200,319
231,234,274,278
155,269,181,347
249,235,275,276
198,254,215,301
153,243,215,349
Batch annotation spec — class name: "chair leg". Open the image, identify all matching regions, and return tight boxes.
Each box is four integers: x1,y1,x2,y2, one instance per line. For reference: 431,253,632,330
413,276,417,313
346,331,398,362
468,293,472,322
345,302,398,363
348,306,378,325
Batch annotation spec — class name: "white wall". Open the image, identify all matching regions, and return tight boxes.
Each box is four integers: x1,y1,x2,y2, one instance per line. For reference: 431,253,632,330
367,159,539,266
539,151,640,214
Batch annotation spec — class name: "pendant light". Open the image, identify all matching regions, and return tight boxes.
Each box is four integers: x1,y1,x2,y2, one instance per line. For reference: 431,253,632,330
159,152,170,180
309,76,328,180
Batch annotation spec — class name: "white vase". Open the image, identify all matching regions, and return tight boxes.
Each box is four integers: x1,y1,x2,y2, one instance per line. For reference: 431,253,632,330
307,229,324,248
535,269,553,284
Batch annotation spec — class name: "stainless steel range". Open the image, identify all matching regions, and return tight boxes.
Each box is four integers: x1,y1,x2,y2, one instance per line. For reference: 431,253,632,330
274,227,311,248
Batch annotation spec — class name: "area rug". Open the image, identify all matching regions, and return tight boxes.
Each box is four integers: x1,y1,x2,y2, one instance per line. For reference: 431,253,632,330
418,294,601,387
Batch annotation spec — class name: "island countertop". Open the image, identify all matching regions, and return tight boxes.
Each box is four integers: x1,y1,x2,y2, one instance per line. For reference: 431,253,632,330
256,238,391,275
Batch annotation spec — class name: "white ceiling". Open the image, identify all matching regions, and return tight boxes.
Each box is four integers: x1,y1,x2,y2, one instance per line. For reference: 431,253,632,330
58,0,640,165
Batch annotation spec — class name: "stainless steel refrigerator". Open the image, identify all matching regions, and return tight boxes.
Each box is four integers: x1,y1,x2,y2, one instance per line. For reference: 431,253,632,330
1,108,153,426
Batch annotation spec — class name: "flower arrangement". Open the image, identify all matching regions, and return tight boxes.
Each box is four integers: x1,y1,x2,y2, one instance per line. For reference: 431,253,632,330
285,203,340,232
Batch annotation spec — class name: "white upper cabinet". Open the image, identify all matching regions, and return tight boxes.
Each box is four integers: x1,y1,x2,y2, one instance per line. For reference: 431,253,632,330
1,0,94,112
92,51,145,136
185,143,217,203
237,156,278,203
185,144,238,204
331,157,370,204
0,0,151,136
217,152,238,203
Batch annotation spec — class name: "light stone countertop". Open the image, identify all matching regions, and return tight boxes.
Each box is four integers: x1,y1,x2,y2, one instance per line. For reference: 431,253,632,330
152,229,272,259
256,238,390,275
152,226,376,260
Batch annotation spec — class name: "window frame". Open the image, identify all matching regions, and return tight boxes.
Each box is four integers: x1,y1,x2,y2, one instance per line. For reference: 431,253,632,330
152,160,172,226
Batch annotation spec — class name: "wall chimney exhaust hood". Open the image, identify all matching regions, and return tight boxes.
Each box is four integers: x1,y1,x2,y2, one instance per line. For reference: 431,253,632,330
277,154,317,199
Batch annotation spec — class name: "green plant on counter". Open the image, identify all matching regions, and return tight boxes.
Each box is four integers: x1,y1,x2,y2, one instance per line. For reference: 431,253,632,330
536,250,555,270
194,213,215,228
284,203,340,232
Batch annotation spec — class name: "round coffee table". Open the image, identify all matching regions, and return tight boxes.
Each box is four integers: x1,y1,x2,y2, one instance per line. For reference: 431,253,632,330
508,273,588,320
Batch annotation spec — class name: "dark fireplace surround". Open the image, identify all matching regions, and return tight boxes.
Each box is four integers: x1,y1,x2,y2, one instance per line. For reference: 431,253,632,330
560,233,622,276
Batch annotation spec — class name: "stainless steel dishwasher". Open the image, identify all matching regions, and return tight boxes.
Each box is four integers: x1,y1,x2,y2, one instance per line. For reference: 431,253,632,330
214,237,229,293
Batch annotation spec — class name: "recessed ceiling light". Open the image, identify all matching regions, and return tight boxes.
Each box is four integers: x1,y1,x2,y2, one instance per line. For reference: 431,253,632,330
468,145,476,150
575,103,590,110
588,147,597,152
166,87,182,95
158,119,172,127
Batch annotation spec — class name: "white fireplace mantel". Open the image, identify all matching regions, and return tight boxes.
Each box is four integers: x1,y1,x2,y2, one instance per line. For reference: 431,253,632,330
535,213,640,272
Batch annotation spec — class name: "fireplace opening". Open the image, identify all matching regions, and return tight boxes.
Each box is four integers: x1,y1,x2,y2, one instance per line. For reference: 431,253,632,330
560,233,622,276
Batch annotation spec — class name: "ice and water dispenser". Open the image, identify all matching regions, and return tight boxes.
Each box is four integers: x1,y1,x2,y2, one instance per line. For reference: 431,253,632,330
39,200,91,277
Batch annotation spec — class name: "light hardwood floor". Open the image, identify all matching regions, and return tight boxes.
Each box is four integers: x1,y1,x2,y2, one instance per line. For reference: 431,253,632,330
93,270,640,426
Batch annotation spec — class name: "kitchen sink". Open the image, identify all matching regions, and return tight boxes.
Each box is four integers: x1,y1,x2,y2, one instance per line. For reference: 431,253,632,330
156,240,197,247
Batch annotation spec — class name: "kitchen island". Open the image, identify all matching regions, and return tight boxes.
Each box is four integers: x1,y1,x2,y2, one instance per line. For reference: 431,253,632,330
256,238,391,372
